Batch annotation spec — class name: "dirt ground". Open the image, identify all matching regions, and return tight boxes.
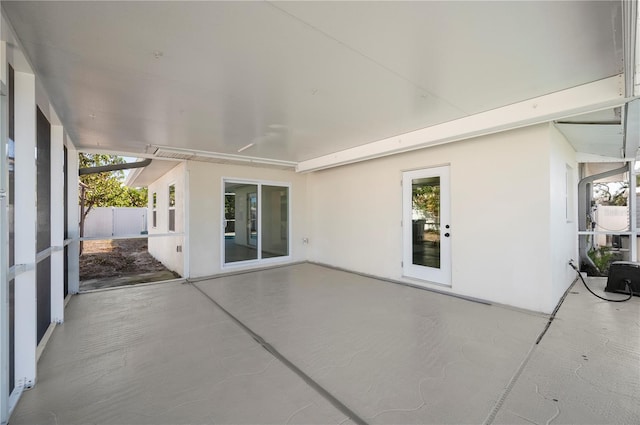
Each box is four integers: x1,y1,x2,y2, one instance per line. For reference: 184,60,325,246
80,239,178,282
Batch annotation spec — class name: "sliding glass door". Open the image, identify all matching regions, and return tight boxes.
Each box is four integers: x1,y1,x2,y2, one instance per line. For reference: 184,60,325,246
223,180,290,265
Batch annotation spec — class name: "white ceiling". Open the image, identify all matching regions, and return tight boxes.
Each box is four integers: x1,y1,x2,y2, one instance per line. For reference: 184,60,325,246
2,1,624,164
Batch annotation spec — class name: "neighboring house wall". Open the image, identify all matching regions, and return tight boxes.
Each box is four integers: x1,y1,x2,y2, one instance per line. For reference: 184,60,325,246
148,162,185,277
187,161,308,278
307,123,572,313
83,207,147,237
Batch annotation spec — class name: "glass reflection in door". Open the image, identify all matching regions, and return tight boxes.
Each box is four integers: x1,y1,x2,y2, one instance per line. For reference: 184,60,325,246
412,176,441,269
261,185,289,259
247,192,257,247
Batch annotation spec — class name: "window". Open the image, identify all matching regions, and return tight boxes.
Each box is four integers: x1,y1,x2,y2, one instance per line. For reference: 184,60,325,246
566,164,574,222
152,192,157,228
168,184,176,232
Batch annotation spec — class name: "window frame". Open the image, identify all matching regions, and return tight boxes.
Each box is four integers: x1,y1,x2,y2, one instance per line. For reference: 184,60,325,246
151,192,157,228
566,164,575,223
221,177,292,268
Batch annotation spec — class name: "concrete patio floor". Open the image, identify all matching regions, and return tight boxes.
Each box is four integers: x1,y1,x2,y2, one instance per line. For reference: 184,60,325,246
10,264,640,424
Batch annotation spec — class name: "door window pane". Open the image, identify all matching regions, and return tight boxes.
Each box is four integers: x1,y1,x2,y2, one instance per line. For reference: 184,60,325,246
247,192,257,247
224,182,258,263
261,185,289,258
412,177,441,269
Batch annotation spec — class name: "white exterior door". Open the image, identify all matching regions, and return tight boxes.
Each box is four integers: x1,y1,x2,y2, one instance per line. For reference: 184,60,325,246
403,166,451,285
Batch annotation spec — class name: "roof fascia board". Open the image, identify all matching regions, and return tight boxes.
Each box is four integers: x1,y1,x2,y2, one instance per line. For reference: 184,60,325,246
153,146,298,168
123,166,144,188
297,75,626,173
78,147,157,159
576,152,629,163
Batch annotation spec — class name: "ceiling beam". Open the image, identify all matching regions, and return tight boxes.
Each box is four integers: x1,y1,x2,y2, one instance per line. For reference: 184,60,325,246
297,75,627,173
153,146,298,169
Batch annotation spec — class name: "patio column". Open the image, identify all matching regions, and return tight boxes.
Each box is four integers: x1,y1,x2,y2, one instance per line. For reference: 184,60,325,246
66,144,79,294
50,124,64,322
14,69,37,388
0,38,9,425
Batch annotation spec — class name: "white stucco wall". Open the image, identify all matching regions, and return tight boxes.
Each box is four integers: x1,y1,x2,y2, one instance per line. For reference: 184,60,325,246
548,124,579,309
147,162,186,277
146,123,578,313
307,124,558,312
187,162,308,278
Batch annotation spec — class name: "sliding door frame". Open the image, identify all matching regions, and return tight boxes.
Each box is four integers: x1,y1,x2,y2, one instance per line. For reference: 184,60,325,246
221,178,292,268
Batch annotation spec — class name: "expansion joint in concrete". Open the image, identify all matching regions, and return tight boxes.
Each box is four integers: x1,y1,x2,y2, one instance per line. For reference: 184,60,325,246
188,280,369,425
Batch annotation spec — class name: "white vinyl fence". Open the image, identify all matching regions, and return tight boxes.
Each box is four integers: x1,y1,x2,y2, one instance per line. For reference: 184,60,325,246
83,207,148,237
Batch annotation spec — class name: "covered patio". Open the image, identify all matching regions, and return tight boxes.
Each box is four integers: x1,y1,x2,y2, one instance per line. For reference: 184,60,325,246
11,264,639,424
3,2,640,423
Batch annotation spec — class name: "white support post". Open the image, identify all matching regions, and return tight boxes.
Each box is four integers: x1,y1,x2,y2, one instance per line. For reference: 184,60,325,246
630,161,637,262
14,70,37,389
0,37,5,85
50,125,64,322
184,168,190,279
0,38,10,425
66,144,79,294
